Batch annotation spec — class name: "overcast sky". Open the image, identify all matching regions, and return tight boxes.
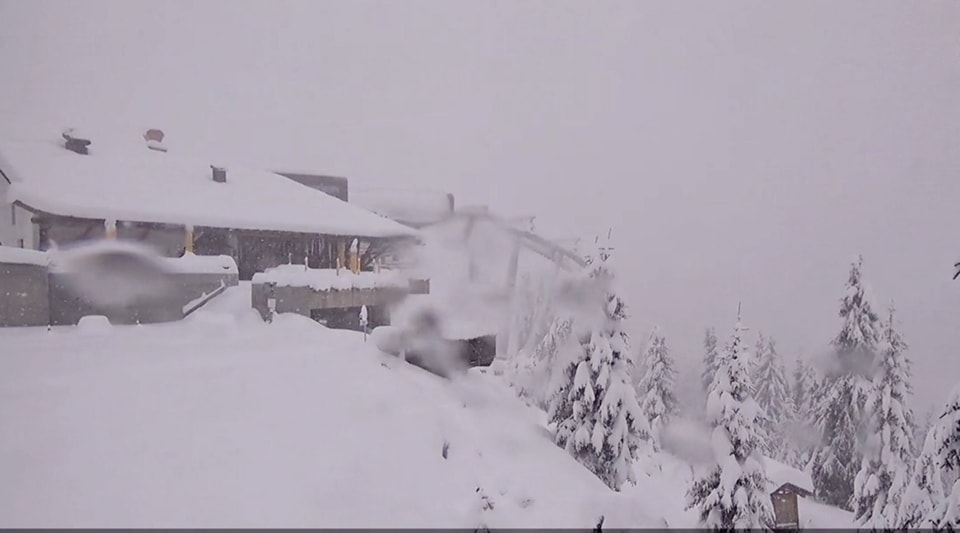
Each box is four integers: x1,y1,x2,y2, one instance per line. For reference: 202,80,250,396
1,0,958,412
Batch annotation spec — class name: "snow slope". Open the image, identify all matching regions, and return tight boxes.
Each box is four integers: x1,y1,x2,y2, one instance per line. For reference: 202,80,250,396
0,311,669,528
800,497,857,528
0,282,855,528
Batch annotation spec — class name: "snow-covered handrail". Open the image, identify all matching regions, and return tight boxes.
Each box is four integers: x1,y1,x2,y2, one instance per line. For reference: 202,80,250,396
251,264,409,292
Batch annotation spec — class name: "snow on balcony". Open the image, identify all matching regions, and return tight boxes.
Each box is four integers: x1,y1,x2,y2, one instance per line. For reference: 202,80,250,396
251,264,409,292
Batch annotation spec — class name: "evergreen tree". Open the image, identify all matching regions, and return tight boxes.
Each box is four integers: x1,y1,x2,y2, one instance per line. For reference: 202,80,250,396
636,327,678,451
792,358,818,424
913,407,936,460
511,272,542,355
899,424,944,529
750,332,767,395
930,386,960,529
701,327,720,394
808,256,882,509
851,306,915,528
503,274,564,409
548,241,647,491
509,312,571,410
687,313,773,530
786,358,820,469
753,337,797,463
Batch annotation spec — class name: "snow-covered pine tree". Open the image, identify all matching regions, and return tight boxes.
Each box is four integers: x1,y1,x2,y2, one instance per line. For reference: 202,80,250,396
753,337,797,463
751,332,767,394
508,312,571,410
792,358,818,425
930,385,960,529
510,272,541,355
808,256,882,509
503,271,566,409
636,326,678,451
913,407,936,460
851,306,915,528
898,424,944,529
701,327,720,394
547,240,647,491
686,313,773,530
785,358,820,469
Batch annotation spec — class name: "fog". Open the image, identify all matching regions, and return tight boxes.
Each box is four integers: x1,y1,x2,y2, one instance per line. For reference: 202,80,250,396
1,0,958,411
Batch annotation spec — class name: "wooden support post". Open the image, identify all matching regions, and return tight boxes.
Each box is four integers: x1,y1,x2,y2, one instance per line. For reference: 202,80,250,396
104,219,117,239
337,239,346,275
349,238,360,274
184,225,194,254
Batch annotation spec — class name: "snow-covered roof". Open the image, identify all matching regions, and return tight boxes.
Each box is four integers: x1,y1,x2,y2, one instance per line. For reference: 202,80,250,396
763,456,814,494
350,187,453,227
0,245,49,266
0,140,418,239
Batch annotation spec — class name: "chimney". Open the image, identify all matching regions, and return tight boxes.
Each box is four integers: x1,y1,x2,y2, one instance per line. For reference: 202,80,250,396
62,128,91,155
211,165,227,183
144,129,167,152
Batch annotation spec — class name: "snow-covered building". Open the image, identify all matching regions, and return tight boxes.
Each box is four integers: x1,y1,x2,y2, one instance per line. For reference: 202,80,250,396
764,456,814,529
0,132,419,279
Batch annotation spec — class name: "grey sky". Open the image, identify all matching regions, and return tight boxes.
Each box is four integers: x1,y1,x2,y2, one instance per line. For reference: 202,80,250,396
1,0,958,411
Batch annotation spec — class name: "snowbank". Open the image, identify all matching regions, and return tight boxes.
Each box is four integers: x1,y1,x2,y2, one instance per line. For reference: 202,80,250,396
76,315,112,334
161,252,237,275
251,264,408,291
0,245,49,266
799,497,856,528
0,140,417,238
0,315,658,528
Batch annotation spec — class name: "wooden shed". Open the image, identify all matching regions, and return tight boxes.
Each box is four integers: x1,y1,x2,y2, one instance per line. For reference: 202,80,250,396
764,456,815,530
771,482,813,530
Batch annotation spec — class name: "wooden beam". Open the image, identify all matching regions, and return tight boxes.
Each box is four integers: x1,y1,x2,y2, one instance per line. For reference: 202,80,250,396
184,225,194,254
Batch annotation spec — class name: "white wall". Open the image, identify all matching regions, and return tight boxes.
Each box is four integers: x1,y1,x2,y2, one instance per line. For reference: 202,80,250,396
0,180,36,249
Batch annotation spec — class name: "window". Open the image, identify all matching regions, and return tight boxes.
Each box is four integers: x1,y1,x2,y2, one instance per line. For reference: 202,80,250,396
10,205,15,225
17,238,24,248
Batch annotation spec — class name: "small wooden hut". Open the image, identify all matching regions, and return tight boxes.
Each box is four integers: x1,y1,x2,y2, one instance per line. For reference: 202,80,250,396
764,456,815,530
771,482,813,530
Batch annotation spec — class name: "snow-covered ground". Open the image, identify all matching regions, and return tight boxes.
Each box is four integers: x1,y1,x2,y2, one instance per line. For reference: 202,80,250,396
0,297,689,528
0,284,852,528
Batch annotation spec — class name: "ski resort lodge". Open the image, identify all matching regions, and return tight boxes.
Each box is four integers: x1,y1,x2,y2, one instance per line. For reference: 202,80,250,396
0,129,427,327
0,131,419,279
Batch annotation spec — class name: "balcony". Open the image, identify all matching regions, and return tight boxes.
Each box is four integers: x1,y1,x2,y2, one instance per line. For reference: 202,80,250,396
250,264,428,324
